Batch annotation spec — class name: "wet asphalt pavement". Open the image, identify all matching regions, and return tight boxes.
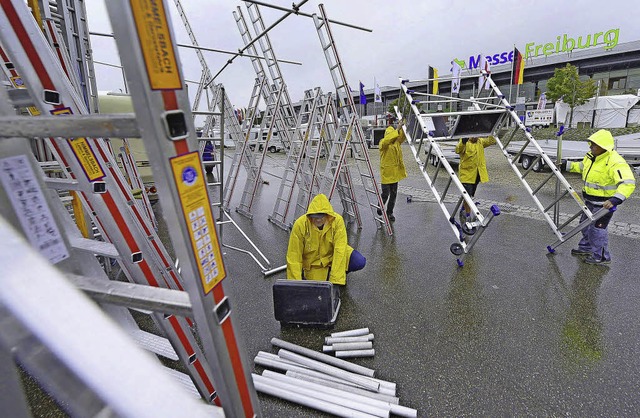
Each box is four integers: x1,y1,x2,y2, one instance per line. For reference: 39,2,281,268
215,145,640,416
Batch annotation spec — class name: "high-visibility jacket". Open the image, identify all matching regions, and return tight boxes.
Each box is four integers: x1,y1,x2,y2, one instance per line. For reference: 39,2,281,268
569,130,636,205
455,136,496,184
379,126,407,184
286,194,353,285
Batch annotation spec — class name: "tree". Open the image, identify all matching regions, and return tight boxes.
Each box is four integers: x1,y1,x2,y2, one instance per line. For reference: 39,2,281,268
546,63,597,127
387,95,422,118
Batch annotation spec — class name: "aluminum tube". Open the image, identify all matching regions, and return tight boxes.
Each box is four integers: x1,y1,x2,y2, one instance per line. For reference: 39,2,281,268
256,351,306,367
286,371,400,404
331,328,370,337
271,338,375,377
262,264,286,276
252,375,376,418
269,371,418,418
279,350,379,391
336,349,375,358
255,356,372,391
274,359,396,396
325,334,374,344
254,374,389,418
326,342,373,352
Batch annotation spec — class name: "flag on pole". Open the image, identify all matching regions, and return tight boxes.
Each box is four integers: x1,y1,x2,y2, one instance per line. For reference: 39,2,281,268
537,92,547,110
478,55,491,90
512,47,525,85
428,66,439,95
359,81,367,105
374,80,382,103
451,60,461,94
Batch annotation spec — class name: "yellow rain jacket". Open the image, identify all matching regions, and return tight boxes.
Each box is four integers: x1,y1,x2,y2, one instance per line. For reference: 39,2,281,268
569,130,636,204
286,194,353,285
455,137,497,183
379,126,407,184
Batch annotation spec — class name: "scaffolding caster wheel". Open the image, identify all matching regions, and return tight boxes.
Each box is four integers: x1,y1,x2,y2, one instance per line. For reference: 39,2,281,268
547,245,555,254
461,223,477,235
456,258,464,267
450,243,463,256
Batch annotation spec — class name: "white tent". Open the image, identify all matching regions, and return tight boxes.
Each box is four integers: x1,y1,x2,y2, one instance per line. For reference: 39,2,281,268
554,94,640,128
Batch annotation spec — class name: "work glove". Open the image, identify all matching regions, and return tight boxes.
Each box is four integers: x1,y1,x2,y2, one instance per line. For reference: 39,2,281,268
559,159,570,172
461,138,468,144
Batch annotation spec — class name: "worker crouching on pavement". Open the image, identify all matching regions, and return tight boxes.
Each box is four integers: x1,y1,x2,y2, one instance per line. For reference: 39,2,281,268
562,129,636,265
286,194,366,285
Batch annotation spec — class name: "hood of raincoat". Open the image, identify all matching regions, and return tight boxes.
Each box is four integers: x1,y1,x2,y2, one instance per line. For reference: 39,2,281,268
305,194,336,217
588,129,614,151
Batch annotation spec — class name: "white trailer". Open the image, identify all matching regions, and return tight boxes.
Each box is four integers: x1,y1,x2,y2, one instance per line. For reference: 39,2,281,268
506,132,640,171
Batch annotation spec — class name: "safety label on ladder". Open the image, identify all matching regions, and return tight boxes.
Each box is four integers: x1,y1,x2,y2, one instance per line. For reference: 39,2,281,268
0,155,69,264
50,107,105,181
130,0,181,90
170,152,226,293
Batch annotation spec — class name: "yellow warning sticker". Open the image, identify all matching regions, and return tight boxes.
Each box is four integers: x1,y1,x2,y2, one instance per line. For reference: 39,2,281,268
68,138,106,181
50,107,104,181
130,0,182,90
170,152,226,293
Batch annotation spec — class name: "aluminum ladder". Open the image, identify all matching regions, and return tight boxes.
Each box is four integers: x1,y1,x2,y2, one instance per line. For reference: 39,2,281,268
313,4,391,234
0,1,260,415
396,79,501,266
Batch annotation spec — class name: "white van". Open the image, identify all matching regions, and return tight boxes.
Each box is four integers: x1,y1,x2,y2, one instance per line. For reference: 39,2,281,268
247,128,285,153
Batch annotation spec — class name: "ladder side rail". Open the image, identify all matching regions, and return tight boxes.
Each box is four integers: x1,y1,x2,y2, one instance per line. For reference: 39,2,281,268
104,1,260,414
0,1,224,404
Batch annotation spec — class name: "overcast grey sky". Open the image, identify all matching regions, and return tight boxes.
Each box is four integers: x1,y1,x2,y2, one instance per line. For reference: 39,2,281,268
87,0,640,109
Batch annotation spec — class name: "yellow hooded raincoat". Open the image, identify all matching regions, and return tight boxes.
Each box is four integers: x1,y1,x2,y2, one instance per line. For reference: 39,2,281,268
286,194,354,285
455,136,497,183
379,126,407,185
569,129,636,203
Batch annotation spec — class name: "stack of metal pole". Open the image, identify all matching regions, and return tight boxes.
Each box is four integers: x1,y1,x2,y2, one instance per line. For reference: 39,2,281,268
322,327,375,358
252,335,418,417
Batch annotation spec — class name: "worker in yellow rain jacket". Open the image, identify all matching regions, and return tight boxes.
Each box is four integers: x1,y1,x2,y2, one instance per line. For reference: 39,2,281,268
455,136,497,227
378,118,407,222
562,129,636,265
286,194,366,285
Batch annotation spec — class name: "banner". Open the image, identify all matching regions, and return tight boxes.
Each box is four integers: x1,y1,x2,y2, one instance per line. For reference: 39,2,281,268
451,60,461,94
512,47,525,85
537,92,547,110
478,55,491,90
428,66,439,95
374,80,382,103
359,81,367,105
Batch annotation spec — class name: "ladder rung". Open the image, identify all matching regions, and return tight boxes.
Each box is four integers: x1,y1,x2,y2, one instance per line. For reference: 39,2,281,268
69,236,120,258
